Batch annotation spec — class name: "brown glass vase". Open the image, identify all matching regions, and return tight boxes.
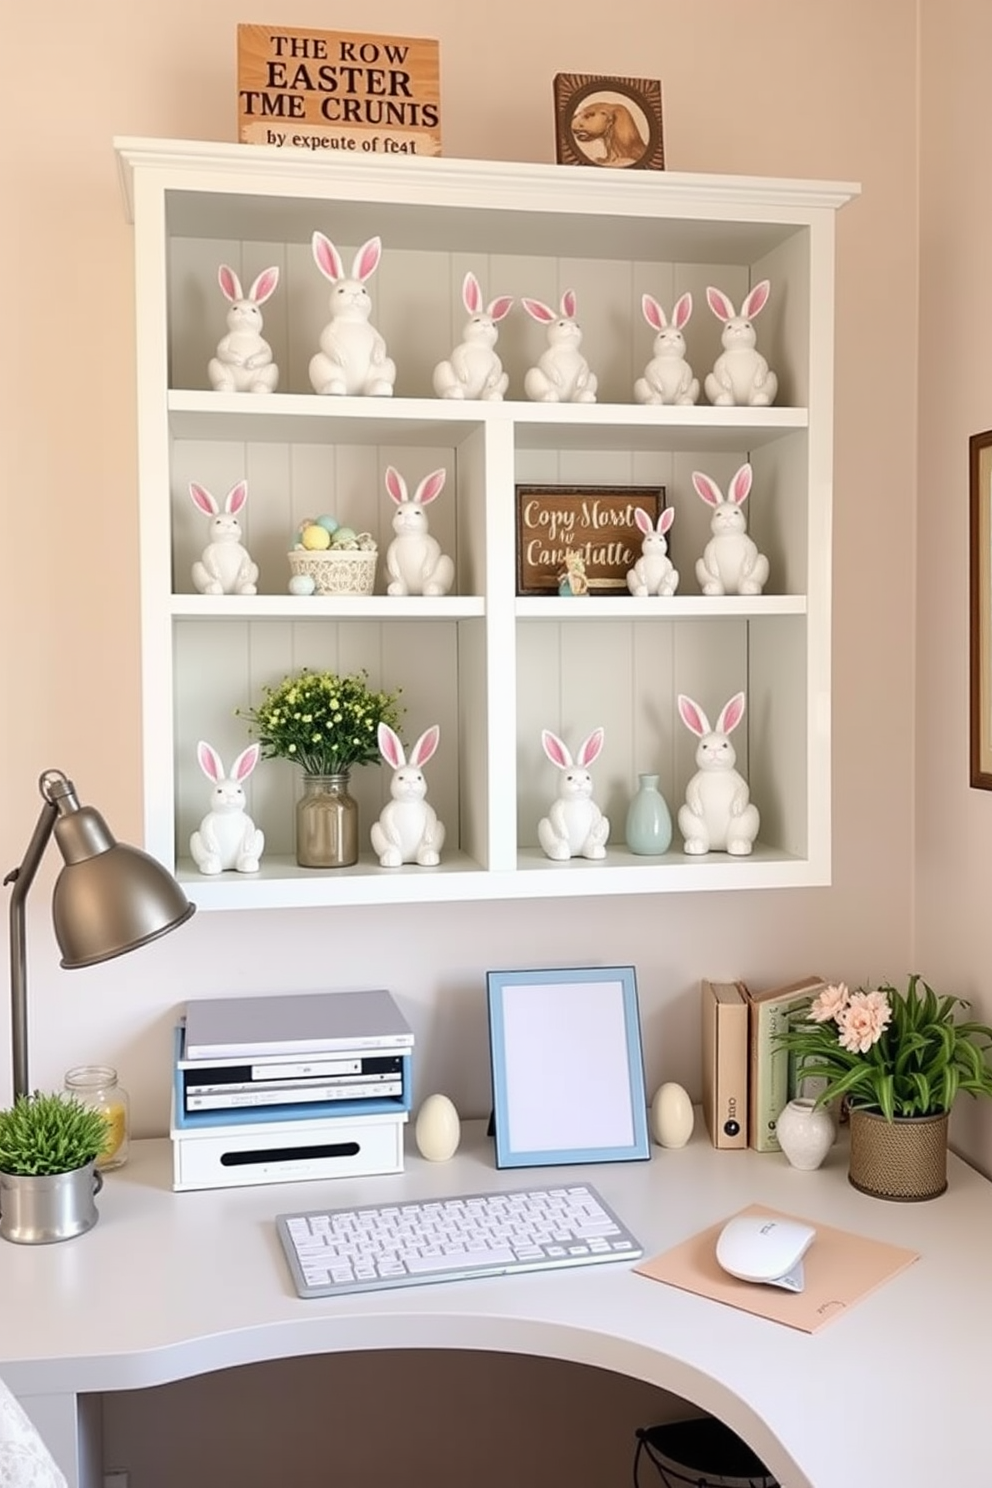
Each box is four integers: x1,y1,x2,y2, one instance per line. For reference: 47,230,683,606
848,1107,949,1201
295,773,358,868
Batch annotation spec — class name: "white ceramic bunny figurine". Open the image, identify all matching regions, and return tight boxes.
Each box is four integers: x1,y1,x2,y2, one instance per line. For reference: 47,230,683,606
703,280,779,406
537,728,610,860
633,291,699,406
308,232,396,397
384,465,454,596
371,723,446,867
189,741,265,874
189,480,259,595
432,272,514,401
692,463,769,596
627,506,679,596
522,290,598,403
677,693,760,856
207,264,280,393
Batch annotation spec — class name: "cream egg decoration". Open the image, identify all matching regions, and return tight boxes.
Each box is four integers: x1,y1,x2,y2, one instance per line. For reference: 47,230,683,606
415,1093,461,1162
650,1082,694,1148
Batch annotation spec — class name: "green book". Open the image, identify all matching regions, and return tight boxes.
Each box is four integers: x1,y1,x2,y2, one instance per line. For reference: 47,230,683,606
744,975,827,1152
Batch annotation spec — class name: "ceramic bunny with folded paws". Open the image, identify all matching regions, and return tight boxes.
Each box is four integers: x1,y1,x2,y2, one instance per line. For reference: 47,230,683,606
523,290,598,403
371,723,446,866
189,480,259,596
190,741,265,874
537,728,610,860
384,466,454,596
693,463,769,596
208,264,280,393
433,272,514,400
677,693,759,856
627,506,679,596
309,233,396,396
634,291,699,406
704,280,778,406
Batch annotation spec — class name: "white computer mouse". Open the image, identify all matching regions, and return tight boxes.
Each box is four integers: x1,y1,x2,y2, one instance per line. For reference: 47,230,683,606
715,1214,816,1292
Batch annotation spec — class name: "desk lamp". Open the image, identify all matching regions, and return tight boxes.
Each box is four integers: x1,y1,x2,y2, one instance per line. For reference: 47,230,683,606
4,769,195,1101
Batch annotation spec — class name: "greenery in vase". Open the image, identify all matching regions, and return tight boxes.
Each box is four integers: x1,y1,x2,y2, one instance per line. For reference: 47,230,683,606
774,974,992,1120
239,668,403,776
0,1092,110,1176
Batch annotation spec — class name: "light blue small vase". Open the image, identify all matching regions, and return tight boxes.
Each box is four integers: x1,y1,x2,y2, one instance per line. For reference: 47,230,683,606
625,773,673,855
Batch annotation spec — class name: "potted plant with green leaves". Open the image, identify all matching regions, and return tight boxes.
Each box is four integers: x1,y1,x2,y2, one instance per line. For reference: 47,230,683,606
0,1091,110,1243
775,974,992,1200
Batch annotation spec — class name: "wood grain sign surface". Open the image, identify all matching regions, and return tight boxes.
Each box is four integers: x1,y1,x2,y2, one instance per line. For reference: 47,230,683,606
237,25,441,156
516,485,664,595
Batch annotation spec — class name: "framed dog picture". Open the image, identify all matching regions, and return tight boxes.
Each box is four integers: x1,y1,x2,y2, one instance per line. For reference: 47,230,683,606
553,74,664,171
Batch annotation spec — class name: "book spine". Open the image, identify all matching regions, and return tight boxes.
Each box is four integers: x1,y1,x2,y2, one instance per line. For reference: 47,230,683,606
750,994,818,1152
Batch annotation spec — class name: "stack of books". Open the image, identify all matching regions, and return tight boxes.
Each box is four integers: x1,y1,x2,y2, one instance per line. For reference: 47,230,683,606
170,989,414,1191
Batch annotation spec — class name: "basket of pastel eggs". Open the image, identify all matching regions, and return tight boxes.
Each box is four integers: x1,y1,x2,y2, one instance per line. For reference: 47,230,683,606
288,516,378,596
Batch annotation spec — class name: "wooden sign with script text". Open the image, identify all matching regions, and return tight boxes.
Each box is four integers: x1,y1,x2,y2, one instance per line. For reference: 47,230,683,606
516,486,664,595
237,25,442,156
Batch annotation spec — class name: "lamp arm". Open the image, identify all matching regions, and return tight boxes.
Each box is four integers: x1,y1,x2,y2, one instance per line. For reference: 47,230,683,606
4,791,59,1102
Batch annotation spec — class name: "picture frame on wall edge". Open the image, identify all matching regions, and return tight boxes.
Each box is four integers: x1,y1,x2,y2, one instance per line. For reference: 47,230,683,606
969,429,992,788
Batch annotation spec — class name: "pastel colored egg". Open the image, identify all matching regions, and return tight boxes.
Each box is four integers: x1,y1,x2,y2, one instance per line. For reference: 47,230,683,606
650,1082,695,1148
415,1093,461,1162
301,523,332,551
315,513,339,533
331,525,357,547
288,573,316,596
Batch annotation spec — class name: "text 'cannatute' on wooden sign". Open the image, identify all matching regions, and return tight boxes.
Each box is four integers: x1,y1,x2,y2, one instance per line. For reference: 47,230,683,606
237,25,442,156
516,486,664,595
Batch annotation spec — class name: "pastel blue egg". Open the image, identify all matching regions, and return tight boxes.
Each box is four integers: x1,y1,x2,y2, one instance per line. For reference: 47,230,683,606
316,513,339,533
332,526,357,547
289,574,316,596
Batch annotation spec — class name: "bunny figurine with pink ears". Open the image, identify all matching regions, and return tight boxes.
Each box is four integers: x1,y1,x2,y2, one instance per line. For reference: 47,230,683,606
189,480,259,596
633,291,700,406
384,465,454,597
627,506,679,596
522,290,598,403
537,728,610,860
677,693,760,856
371,723,446,867
189,741,265,874
208,264,280,393
432,272,515,401
703,280,779,406
692,463,769,596
308,232,397,397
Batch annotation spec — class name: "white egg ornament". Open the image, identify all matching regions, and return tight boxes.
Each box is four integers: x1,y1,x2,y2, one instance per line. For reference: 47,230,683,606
288,573,316,596
650,1082,695,1148
415,1092,461,1162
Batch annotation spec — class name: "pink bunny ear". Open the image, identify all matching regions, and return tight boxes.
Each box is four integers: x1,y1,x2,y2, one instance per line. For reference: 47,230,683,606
658,506,675,534
541,729,573,769
408,725,440,767
706,286,736,322
716,692,747,736
560,289,577,319
729,464,753,506
377,722,405,769
487,296,514,322
678,695,711,738
576,728,604,767
463,272,482,314
218,265,243,303
248,266,279,304
522,298,555,324
189,482,218,516
384,465,408,505
231,743,260,781
634,507,654,536
414,469,446,506
196,740,224,781
352,237,382,282
672,291,693,330
225,480,248,515
741,280,771,319
642,294,666,333
691,471,724,508
312,232,344,282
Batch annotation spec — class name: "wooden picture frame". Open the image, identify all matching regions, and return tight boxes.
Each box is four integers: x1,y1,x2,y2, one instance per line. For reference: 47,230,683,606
970,430,992,788
553,74,664,171
515,484,664,596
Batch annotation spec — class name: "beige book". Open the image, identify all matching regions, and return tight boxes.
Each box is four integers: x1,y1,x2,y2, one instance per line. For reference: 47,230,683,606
700,979,749,1149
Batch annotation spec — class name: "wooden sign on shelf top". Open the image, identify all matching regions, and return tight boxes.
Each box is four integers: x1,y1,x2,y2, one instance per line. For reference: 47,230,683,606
237,24,442,157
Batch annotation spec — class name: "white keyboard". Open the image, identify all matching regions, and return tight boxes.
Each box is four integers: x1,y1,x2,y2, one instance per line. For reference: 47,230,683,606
276,1182,643,1298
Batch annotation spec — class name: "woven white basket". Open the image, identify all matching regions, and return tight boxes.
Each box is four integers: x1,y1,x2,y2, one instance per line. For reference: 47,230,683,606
288,548,377,596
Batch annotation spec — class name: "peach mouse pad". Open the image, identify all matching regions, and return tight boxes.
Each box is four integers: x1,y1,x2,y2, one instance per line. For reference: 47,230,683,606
634,1203,920,1333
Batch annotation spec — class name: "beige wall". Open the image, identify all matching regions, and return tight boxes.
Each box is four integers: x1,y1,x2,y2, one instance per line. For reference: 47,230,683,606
3,0,952,1166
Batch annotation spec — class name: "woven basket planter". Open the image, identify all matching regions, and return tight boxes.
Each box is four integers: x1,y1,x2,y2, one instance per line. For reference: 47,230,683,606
848,1107,948,1201
288,548,377,596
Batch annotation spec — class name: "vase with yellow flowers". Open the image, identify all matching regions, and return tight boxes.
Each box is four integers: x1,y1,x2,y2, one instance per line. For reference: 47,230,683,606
775,974,992,1200
240,668,402,868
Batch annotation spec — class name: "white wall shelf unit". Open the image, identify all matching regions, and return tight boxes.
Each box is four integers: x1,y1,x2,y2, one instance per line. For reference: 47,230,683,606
116,138,857,912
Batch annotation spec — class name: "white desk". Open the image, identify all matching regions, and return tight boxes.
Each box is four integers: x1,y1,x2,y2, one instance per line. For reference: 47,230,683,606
0,1119,985,1488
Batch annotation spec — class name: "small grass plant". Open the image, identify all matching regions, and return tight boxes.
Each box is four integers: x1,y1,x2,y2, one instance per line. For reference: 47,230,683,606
0,1091,110,1176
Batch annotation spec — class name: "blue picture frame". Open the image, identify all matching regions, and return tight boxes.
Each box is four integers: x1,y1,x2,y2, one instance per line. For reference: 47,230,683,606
486,965,650,1168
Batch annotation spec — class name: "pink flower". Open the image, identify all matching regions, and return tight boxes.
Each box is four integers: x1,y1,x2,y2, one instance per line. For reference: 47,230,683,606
836,990,892,1054
808,982,850,1024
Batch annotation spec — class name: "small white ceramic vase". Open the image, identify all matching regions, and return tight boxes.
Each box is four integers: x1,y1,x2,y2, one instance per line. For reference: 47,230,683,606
776,1097,835,1171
